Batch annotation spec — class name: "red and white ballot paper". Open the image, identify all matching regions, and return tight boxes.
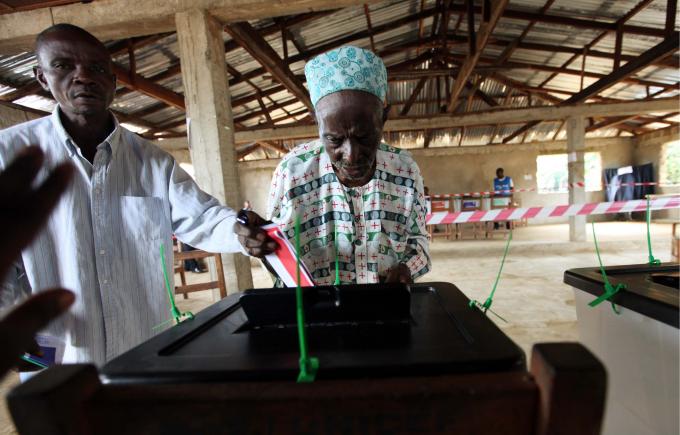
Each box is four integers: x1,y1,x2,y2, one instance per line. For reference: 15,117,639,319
262,223,315,287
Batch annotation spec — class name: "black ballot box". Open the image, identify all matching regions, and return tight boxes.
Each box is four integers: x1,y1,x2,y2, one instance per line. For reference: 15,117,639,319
102,282,525,383
11,282,610,435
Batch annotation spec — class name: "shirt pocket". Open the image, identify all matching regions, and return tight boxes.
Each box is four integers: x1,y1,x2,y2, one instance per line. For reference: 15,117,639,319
120,196,163,242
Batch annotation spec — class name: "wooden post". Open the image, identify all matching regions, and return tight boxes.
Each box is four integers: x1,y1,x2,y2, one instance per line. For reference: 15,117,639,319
567,116,586,242
175,9,253,296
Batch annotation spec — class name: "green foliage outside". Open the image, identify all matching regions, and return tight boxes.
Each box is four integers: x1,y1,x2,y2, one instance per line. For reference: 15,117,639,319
662,140,680,183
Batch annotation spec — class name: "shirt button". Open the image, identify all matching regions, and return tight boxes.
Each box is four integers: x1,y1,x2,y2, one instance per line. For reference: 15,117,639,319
99,249,106,255
354,239,362,246
354,215,361,223
103,279,108,284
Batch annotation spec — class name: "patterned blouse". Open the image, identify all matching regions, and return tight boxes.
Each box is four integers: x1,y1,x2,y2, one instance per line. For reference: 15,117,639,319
267,140,431,285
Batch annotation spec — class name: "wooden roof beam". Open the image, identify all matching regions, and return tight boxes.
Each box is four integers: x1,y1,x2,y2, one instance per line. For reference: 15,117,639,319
257,140,288,155
234,97,300,124
0,81,42,102
111,63,185,110
222,10,337,53
492,0,555,66
447,2,667,37
446,0,508,112
234,97,678,143
501,34,679,143
400,77,428,116
538,0,655,89
236,143,261,160
227,6,443,89
0,0,376,54
494,40,679,69
667,0,677,35
225,21,313,111
441,51,679,90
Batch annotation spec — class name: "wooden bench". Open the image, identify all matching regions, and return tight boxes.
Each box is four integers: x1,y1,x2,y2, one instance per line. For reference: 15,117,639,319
458,195,485,239
8,342,606,435
487,194,514,239
174,245,227,300
426,197,454,241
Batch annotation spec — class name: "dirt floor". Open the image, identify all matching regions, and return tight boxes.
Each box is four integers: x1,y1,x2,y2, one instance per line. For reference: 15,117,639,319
1,221,677,433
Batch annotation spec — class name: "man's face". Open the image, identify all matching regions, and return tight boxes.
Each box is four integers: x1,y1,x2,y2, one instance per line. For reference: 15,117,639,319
316,90,387,187
497,169,504,178
34,31,115,118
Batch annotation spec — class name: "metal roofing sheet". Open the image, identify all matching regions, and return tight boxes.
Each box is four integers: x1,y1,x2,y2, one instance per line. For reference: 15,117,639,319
0,0,675,153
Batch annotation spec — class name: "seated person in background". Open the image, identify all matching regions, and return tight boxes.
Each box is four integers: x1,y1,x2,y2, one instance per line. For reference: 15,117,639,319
181,243,206,274
0,24,272,367
493,167,513,230
0,148,75,379
265,46,430,285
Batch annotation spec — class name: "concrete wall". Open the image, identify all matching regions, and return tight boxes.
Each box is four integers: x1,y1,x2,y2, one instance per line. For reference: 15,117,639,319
411,137,635,224
633,126,680,220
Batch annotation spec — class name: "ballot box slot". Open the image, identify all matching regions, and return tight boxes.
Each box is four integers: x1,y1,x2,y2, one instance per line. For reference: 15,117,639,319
648,271,678,288
157,301,244,357
239,283,412,328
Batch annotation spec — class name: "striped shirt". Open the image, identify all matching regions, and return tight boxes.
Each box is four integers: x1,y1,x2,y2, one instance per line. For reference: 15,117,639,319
267,141,430,285
0,107,243,365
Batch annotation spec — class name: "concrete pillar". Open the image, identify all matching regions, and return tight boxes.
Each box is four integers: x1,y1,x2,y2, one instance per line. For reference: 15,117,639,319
175,9,253,294
567,116,586,242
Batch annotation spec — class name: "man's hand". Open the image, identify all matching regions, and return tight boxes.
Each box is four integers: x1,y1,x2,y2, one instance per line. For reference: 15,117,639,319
233,210,278,257
0,146,75,378
0,289,74,377
0,146,74,275
384,263,413,284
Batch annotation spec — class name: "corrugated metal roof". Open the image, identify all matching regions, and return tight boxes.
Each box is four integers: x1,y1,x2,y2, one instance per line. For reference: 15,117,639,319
0,0,676,155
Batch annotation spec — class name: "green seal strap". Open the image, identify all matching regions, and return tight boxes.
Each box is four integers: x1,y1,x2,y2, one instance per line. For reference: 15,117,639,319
589,223,624,314
295,215,319,382
154,243,194,330
469,230,512,322
645,195,661,266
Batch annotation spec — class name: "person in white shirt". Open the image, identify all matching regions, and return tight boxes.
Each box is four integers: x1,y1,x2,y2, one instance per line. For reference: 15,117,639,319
0,24,275,366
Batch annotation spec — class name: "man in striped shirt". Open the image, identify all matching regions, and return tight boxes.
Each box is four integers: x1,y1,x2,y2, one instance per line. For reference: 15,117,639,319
261,46,431,285
0,24,273,367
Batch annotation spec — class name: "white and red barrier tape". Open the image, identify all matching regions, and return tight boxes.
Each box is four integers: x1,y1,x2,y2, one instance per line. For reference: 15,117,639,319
425,196,680,224
427,182,680,199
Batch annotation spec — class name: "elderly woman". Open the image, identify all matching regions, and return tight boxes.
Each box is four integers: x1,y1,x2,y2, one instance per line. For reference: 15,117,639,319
259,46,430,285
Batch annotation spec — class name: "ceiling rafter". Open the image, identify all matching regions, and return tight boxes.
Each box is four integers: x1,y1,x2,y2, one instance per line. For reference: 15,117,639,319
537,0,655,90
446,0,508,112
502,34,679,143
400,77,428,116
225,21,313,111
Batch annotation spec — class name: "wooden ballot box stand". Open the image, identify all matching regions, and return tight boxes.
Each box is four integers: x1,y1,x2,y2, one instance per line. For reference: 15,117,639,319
9,282,607,435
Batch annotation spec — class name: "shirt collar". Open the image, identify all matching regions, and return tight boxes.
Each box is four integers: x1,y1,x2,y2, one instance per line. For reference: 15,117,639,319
51,105,122,157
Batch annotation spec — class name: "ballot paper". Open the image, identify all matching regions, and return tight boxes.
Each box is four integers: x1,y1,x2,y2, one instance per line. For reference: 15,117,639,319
23,334,65,368
263,223,315,287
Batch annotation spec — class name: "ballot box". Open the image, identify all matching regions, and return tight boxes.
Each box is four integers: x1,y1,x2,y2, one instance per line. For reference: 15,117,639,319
565,263,679,435
101,282,525,383
9,282,608,435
